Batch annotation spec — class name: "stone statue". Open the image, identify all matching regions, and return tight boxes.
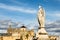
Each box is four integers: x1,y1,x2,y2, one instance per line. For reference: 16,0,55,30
36,6,49,40
37,6,45,28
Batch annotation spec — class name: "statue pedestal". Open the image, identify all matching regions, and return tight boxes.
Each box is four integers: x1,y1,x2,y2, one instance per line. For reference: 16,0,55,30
36,28,50,40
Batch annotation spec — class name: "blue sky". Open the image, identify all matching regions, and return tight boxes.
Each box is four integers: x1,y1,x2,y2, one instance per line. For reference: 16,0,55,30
0,0,60,36
0,0,60,25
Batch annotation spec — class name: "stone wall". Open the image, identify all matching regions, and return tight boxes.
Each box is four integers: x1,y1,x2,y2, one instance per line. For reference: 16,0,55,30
0,36,20,40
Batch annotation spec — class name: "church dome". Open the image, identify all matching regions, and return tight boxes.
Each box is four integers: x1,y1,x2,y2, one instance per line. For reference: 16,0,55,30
20,25,26,28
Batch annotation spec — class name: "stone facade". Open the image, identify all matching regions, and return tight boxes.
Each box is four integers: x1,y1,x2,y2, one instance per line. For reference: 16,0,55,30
0,26,35,40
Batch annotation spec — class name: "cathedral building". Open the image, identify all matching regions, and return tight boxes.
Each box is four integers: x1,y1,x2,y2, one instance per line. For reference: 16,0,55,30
0,25,35,40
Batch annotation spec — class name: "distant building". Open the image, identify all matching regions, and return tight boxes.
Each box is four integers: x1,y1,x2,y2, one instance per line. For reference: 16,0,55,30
0,25,35,40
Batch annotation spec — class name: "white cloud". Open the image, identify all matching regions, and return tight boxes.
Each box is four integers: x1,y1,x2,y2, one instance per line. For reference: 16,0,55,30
45,11,60,25
53,11,60,17
47,11,60,17
0,14,23,23
48,32,60,36
47,28,60,31
0,15,11,20
0,3,37,14
45,20,53,24
0,30,7,33
12,0,28,6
